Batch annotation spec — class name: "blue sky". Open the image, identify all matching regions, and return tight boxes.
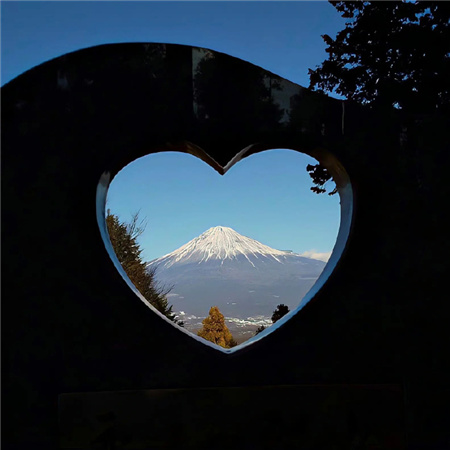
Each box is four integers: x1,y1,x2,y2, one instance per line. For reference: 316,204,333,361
2,1,346,262
108,150,340,261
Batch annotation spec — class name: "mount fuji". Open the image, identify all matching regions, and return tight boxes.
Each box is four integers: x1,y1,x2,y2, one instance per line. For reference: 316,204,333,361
147,226,327,338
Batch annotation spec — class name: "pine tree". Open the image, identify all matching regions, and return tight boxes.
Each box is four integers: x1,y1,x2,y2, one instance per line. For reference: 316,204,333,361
197,306,237,348
106,210,183,326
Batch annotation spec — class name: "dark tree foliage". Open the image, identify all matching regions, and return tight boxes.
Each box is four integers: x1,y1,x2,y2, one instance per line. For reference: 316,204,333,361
106,210,183,326
271,304,290,324
310,1,449,113
307,1,450,194
306,163,338,196
255,304,291,336
197,306,237,349
255,325,267,336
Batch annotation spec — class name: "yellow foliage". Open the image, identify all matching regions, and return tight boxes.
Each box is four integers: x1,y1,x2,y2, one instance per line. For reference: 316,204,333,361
197,306,237,348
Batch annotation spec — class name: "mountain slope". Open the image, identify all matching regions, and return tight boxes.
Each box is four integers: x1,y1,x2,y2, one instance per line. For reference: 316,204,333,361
150,226,296,268
147,226,327,332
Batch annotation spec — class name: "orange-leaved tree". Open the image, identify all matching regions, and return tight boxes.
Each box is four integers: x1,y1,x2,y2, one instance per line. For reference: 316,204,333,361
197,306,237,348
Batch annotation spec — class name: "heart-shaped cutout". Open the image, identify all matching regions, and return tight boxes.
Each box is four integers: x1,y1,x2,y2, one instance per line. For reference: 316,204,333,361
97,146,352,353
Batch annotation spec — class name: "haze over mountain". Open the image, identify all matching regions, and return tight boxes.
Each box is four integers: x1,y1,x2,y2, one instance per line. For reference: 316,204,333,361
147,226,327,338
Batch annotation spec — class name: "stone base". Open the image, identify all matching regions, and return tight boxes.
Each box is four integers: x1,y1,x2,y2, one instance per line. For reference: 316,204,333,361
59,384,405,449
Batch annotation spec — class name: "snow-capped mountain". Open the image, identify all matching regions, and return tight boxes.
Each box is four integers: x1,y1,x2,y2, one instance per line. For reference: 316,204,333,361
151,225,304,268
147,226,327,337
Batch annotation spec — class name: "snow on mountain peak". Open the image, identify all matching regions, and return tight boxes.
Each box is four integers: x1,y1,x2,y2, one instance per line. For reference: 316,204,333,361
150,226,293,268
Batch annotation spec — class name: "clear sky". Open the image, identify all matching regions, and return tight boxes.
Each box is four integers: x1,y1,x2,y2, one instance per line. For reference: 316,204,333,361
1,1,347,262
108,150,340,261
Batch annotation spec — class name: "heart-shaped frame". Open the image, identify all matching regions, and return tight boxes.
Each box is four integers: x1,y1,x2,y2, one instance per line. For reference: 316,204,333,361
3,42,355,360
5,41,448,450
96,142,353,353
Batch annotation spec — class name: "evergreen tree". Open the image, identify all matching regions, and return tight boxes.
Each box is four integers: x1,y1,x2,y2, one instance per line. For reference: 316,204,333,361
271,304,290,324
197,306,237,348
106,210,183,326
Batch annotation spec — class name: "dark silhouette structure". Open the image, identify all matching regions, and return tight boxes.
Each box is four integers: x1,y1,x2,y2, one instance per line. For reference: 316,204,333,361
2,43,449,449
